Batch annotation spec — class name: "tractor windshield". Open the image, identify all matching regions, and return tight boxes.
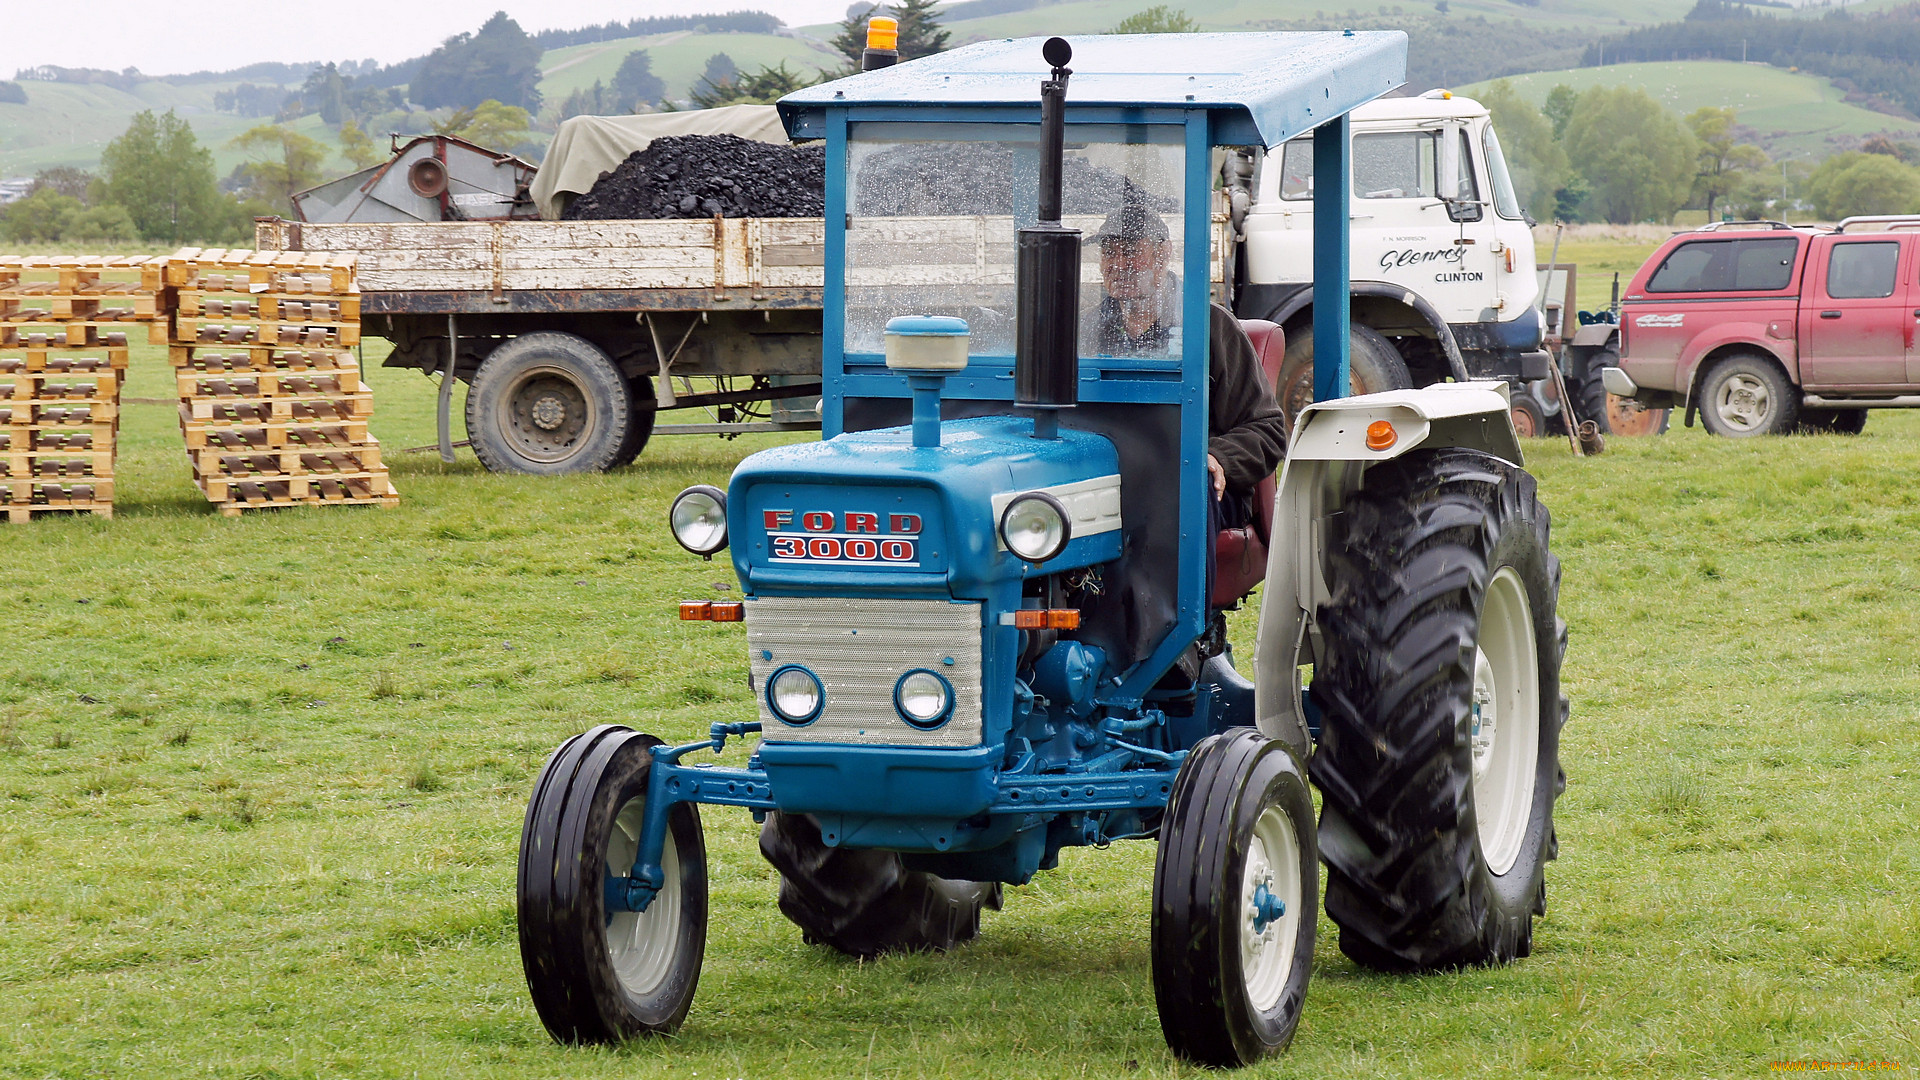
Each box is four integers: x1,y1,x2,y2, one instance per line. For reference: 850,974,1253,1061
844,121,1186,361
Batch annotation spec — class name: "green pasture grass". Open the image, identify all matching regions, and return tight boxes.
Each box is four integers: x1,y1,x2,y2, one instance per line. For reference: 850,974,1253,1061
1466,60,1920,161
536,33,847,105
2,337,1918,1078
0,84,332,181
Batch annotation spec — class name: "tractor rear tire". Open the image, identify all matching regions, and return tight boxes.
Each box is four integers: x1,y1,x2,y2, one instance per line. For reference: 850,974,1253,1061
1310,448,1567,972
1152,728,1317,1067
1569,347,1614,436
1276,324,1414,436
467,332,633,474
518,725,707,1043
758,811,1001,959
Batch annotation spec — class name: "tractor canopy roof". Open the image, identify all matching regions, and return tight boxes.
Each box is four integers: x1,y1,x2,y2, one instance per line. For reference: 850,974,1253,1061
779,31,1407,149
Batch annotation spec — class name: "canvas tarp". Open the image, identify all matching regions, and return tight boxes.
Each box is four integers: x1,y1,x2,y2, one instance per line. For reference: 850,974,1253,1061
529,104,792,219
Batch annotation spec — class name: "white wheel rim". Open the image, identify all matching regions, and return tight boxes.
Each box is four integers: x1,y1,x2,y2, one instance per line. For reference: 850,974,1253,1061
604,798,682,997
1471,566,1541,877
1239,803,1302,1012
1714,372,1771,432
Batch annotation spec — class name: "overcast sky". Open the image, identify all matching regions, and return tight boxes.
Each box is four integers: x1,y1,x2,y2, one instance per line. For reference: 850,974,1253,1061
2,1,856,81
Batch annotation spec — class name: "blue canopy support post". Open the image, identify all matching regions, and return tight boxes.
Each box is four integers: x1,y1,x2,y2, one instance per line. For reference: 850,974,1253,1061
1311,113,1351,403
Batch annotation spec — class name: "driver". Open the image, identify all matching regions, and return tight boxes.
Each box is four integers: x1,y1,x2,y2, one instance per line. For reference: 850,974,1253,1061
1082,203,1287,509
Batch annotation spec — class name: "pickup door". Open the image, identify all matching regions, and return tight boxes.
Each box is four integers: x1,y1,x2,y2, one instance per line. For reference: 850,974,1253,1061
1799,233,1918,390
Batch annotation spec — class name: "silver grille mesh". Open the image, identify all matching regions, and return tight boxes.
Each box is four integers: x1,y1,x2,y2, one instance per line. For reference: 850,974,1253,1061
746,596,984,746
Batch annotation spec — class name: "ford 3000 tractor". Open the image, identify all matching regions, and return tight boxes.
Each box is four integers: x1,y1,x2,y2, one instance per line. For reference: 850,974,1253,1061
515,31,1567,1067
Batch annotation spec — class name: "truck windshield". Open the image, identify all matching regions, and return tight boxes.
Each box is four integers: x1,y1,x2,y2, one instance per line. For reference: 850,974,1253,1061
1279,131,1441,201
1482,125,1522,220
844,121,1186,360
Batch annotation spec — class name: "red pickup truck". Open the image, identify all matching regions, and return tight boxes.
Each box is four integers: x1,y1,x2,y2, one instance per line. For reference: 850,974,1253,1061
1603,217,1920,436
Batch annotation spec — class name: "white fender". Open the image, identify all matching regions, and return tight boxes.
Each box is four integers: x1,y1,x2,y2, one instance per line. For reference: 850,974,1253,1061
1252,381,1522,748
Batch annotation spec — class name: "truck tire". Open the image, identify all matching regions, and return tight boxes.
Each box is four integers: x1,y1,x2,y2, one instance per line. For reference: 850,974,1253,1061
757,811,1001,959
611,375,659,468
519,725,707,1043
1309,447,1567,972
467,332,633,474
1697,354,1798,438
1152,728,1317,1067
1275,324,1413,435
1797,408,1868,436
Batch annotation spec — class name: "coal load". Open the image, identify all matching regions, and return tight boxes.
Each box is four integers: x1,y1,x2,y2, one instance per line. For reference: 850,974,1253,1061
562,134,826,220
852,142,1177,217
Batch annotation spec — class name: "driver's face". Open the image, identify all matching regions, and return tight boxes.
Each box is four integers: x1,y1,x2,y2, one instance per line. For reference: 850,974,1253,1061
1099,238,1167,300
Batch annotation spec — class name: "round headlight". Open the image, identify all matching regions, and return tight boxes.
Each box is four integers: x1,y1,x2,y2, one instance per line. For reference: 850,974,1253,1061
669,485,728,556
999,491,1071,563
894,669,953,728
766,665,823,725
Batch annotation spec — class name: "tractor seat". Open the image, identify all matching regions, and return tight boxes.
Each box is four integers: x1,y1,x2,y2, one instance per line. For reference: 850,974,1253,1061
1211,319,1286,608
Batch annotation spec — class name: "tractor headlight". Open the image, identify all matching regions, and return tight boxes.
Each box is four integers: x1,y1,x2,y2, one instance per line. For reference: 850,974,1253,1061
894,669,953,728
669,485,728,556
766,665,824,726
999,491,1071,563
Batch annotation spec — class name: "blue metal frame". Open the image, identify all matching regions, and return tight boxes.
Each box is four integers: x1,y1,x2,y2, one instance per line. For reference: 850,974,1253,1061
1312,114,1352,403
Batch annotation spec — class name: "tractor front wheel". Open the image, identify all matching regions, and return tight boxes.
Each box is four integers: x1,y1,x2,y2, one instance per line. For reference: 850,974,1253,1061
1310,448,1567,972
518,725,707,1043
1151,728,1317,1067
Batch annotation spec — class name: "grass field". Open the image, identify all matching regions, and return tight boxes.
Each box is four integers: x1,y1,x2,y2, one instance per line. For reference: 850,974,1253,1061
3,235,1919,1077
1468,59,1920,161
535,32,845,106
0,82,333,181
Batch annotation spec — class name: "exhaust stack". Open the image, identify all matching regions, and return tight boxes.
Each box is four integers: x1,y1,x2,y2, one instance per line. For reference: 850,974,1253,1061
1015,37,1080,438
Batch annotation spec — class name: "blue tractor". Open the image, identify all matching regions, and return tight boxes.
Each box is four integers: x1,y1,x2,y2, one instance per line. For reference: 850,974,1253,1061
516,31,1566,1067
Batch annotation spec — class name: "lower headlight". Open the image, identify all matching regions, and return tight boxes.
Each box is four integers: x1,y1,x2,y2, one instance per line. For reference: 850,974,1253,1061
767,665,823,725
999,491,1071,563
670,485,728,556
894,669,953,728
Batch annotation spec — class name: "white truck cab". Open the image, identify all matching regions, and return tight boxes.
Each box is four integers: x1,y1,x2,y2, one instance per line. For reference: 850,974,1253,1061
1233,91,1549,421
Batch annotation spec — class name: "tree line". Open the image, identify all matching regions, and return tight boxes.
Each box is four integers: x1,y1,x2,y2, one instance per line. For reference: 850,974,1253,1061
1480,79,1920,223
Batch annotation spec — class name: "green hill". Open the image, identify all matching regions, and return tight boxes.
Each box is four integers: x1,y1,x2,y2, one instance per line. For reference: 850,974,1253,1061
536,31,844,104
0,79,332,179
1464,60,1920,160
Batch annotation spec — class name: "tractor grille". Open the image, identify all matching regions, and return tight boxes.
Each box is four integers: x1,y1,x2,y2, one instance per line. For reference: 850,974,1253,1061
746,597,984,747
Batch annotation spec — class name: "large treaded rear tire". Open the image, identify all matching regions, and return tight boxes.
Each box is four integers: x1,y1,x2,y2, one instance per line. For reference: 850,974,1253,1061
757,811,1001,959
1570,346,1614,436
1309,448,1568,972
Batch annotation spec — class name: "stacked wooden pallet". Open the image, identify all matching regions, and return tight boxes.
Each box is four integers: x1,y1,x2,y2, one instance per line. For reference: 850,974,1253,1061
167,249,396,517
0,256,167,521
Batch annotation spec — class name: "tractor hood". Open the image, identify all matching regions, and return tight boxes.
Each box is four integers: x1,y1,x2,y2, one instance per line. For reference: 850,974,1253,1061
728,417,1122,599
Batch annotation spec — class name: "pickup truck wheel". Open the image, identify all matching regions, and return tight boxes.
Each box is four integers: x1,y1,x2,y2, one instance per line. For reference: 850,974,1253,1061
1310,448,1567,972
611,375,659,468
1276,324,1413,435
518,725,707,1043
467,332,633,474
757,811,1001,958
1152,727,1317,1067
1797,408,1868,436
1698,354,1797,437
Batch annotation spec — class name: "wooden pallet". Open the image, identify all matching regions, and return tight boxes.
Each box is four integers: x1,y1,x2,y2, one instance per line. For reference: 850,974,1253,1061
0,324,158,349
185,392,373,423
3,478,114,503
178,413,369,450
3,451,114,479
197,467,390,503
177,369,359,398
0,423,116,450
190,440,382,477
206,474,397,516
166,249,356,293
0,401,119,425
0,349,130,373
167,346,353,372
0,255,169,295
1,371,119,400
174,319,360,348
175,292,361,321
2,503,112,522
1,295,161,322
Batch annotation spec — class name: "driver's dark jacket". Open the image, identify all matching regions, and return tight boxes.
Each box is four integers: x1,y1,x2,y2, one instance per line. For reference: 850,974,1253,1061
1084,296,1287,493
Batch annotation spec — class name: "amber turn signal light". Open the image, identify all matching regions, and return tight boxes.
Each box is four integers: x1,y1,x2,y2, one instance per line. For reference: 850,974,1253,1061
680,601,744,622
1011,608,1080,630
1365,420,1397,451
